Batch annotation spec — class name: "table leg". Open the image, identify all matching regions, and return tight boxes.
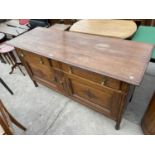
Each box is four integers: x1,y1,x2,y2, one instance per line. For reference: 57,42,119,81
9,52,25,76
129,86,136,102
33,80,38,87
115,123,120,130
0,54,6,63
9,62,25,76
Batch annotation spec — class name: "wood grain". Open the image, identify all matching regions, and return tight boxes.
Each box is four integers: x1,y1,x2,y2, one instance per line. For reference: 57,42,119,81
70,19,137,39
7,27,153,85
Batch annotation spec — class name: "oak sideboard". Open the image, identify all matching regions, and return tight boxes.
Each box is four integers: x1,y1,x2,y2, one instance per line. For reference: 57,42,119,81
7,27,153,129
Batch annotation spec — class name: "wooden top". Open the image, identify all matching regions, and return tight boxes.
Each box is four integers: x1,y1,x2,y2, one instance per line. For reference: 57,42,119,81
70,19,137,39
7,27,153,85
49,24,71,31
0,20,29,37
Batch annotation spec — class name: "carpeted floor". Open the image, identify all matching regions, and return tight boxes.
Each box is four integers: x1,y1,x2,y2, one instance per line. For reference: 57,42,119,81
0,61,155,134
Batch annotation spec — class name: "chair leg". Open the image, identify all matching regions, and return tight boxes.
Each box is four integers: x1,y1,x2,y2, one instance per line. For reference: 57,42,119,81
0,78,14,95
0,100,26,132
0,117,13,135
9,114,26,131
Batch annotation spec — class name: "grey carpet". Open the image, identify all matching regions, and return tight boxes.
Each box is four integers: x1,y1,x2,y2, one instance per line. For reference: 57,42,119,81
0,61,155,134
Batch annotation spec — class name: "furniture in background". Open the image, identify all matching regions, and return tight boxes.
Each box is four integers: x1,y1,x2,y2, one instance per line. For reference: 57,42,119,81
49,24,71,31
0,99,26,135
0,32,6,43
131,19,155,26
70,19,137,39
141,92,155,135
29,19,50,29
0,19,7,24
48,19,77,26
19,19,29,25
131,26,155,62
7,28,153,130
0,43,25,75
0,20,29,38
0,78,13,95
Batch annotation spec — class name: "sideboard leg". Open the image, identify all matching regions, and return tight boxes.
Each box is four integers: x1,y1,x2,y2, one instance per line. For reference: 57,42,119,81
33,80,38,87
115,122,120,130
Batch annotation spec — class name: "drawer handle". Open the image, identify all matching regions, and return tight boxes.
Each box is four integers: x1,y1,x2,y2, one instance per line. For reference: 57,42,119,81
39,58,44,64
20,53,24,57
101,78,107,86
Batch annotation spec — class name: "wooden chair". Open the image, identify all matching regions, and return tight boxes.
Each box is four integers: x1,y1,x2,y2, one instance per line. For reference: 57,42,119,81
0,43,25,75
0,99,26,135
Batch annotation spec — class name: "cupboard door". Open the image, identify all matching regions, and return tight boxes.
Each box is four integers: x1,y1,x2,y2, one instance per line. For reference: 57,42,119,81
18,50,57,88
68,78,121,119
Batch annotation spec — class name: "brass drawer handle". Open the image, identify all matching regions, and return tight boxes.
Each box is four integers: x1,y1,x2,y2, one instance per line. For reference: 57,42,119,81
101,78,107,86
20,53,24,57
39,58,44,64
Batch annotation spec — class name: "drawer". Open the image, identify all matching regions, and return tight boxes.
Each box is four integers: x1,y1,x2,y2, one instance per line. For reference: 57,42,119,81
70,79,117,111
18,50,50,66
51,60,121,90
17,50,56,85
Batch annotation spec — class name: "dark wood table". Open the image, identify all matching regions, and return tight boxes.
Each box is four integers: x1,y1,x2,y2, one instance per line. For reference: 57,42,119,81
7,27,153,129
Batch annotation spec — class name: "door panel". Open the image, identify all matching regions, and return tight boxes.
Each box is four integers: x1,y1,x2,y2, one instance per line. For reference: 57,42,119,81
69,78,120,117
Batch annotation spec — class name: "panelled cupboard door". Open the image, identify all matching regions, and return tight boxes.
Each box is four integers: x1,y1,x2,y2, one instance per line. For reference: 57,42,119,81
17,49,57,88
68,78,121,119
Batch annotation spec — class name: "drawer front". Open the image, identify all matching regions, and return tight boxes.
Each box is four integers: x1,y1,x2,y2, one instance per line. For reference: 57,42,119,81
18,50,56,84
52,60,121,90
69,78,120,117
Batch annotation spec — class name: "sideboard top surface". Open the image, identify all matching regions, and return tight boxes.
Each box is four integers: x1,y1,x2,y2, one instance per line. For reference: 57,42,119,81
7,27,154,85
